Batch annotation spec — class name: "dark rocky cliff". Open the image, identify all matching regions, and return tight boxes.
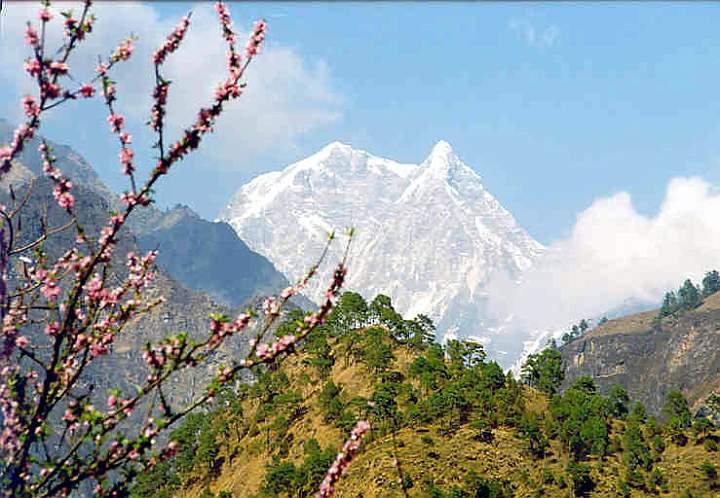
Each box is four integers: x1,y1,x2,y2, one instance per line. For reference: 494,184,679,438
1,119,296,310
132,204,293,308
562,293,720,416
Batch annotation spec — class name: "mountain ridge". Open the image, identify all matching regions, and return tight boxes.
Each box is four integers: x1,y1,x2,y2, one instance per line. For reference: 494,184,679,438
562,291,720,416
0,118,293,309
220,140,544,365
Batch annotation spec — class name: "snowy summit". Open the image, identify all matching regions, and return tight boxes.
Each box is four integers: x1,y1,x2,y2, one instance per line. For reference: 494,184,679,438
220,141,544,364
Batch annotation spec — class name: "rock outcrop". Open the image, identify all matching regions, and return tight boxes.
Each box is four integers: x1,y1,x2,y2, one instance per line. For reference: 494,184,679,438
562,293,720,415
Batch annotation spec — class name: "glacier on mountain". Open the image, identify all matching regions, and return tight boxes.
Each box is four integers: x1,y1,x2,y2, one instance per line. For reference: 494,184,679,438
219,140,545,366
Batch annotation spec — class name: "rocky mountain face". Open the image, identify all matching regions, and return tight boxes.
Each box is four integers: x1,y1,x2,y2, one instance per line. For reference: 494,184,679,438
0,175,244,409
562,292,720,416
0,119,115,201
0,120,303,412
131,204,293,308
220,141,544,361
0,118,291,309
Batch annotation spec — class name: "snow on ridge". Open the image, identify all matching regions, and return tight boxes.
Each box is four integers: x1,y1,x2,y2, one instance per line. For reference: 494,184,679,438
220,140,544,367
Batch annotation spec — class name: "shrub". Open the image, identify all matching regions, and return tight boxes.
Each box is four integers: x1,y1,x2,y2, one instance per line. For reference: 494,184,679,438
703,438,719,452
566,461,595,496
700,462,718,486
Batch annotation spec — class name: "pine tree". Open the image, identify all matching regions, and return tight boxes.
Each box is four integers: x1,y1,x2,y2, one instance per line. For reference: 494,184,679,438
520,344,565,396
678,279,702,310
664,390,692,445
659,291,678,317
623,419,652,472
702,270,720,296
606,384,630,419
664,390,692,428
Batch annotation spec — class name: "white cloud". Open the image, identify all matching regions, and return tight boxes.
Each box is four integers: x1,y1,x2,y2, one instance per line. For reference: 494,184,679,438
488,176,720,345
509,18,559,49
0,1,342,168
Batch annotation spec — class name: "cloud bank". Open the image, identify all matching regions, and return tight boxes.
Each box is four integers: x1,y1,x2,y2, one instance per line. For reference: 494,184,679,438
0,2,341,167
489,176,720,347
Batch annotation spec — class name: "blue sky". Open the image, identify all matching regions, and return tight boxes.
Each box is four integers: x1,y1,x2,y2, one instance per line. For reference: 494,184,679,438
3,2,720,244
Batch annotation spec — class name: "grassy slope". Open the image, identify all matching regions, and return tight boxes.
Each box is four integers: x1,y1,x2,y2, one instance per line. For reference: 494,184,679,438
585,293,720,339
171,334,720,498
338,426,719,497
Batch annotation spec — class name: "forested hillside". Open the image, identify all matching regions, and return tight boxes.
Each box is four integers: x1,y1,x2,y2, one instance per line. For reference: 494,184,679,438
132,293,720,498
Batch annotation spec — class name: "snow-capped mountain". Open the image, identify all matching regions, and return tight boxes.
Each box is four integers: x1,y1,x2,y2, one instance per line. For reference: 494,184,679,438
219,140,544,364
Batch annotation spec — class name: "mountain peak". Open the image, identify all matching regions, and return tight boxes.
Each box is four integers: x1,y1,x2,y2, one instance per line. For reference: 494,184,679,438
319,141,355,155
420,139,469,180
221,140,544,366
425,140,459,166
430,139,454,158
305,141,365,167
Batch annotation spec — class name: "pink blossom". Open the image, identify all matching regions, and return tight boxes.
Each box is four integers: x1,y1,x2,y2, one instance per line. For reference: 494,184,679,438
85,275,103,301
79,84,95,98
255,343,269,359
215,79,241,100
53,179,75,210
110,214,125,226
245,19,267,58
44,322,60,336
42,159,60,179
107,395,118,409
73,333,89,351
21,96,39,118
41,82,62,100
153,16,191,65
281,286,296,299
14,336,29,348
262,297,279,316
24,59,41,77
161,440,180,460
90,343,108,357
122,401,134,416
48,61,70,76
107,113,124,133
38,8,53,22
112,38,135,62
215,2,237,45
25,25,39,46
317,421,371,497
41,280,61,301
95,63,108,76
119,147,135,175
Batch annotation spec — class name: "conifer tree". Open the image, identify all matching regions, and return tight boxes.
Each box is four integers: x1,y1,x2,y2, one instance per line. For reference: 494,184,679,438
702,270,720,296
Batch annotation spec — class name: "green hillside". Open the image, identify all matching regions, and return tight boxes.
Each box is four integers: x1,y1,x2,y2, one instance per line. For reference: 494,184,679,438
132,293,720,498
